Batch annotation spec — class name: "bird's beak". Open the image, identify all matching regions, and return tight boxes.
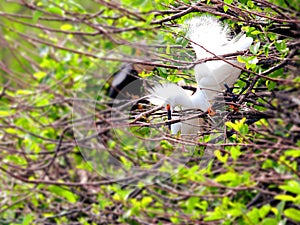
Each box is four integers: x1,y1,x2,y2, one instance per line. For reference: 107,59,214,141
166,104,171,130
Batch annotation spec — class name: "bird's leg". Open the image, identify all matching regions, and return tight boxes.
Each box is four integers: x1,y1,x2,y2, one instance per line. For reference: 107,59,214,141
207,106,216,116
225,78,251,112
166,104,172,130
238,77,251,95
224,83,239,112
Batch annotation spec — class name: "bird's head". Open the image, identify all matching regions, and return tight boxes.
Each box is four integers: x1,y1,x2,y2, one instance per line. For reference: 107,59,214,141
149,83,194,132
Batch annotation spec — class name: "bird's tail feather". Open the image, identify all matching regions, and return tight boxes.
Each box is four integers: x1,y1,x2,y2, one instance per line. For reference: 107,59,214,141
232,34,253,51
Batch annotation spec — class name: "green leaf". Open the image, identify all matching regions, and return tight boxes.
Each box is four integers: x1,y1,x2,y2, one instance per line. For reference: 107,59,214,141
215,171,237,182
249,42,261,54
275,40,289,54
145,13,155,26
60,24,73,31
166,44,171,55
36,97,49,107
124,205,139,218
261,218,278,225
204,210,223,221
259,204,271,218
264,43,271,57
237,55,246,63
274,194,296,202
68,0,86,12
120,156,133,170
160,140,174,150
267,33,277,41
32,11,43,23
22,214,34,225
239,123,249,135
33,71,47,80
266,80,276,91
214,150,228,164
141,196,152,208
186,196,200,211
46,6,64,16
223,5,229,12
246,208,260,224
247,56,259,65
226,118,249,135
130,0,147,7
4,128,19,134
247,0,254,8
275,201,285,221
223,0,233,12
284,208,300,222
279,180,300,194
0,109,14,117
230,146,241,161
284,149,300,158
170,215,180,223
48,186,77,203
16,89,34,95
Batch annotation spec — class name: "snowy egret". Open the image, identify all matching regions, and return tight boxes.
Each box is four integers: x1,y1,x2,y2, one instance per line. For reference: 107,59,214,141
150,83,211,135
187,15,253,100
150,15,253,135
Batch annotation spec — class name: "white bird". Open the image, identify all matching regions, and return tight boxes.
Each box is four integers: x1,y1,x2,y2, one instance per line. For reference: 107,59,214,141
187,15,253,100
150,15,253,135
150,83,210,135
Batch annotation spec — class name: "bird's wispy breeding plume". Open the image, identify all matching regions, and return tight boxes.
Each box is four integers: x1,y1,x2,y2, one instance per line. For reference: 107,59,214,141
187,15,253,100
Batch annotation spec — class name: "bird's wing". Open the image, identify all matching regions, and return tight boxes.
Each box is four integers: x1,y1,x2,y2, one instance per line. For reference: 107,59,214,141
230,34,253,52
195,61,243,100
148,83,192,107
196,61,243,87
210,34,253,56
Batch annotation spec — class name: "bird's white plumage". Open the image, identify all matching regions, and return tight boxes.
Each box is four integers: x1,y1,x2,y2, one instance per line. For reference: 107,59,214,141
149,83,192,108
149,15,253,135
187,15,230,59
187,15,253,59
187,15,253,100
149,83,210,135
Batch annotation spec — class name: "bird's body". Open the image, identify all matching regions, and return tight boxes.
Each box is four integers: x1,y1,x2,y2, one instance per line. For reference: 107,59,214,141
187,15,253,100
150,15,253,135
150,83,210,135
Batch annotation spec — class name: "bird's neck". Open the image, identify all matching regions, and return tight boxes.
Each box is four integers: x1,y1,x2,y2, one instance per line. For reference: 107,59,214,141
190,88,211,111
173,93,193,109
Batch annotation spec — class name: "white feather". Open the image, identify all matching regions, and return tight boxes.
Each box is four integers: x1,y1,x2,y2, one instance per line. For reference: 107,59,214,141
186,15,253,100
149,83,210,134
148,15,253,135
149,83,193,108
